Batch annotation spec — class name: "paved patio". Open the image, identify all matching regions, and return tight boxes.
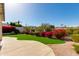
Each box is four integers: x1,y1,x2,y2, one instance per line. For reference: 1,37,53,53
0,37,55,56
48,41,79,56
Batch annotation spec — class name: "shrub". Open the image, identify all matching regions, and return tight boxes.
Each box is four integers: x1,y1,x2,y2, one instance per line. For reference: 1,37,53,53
2,25,15,33
25,31,30,34
53,29,67,39
65,28,74,35
44,32,53,38
40,32,53,37
13,29,20,34
29,32,37,35
40,29,67,39
73,30,79,34
40,32,46,37
72,34,79,42
2,25,20,34
35,32,40,36
73,44,79,53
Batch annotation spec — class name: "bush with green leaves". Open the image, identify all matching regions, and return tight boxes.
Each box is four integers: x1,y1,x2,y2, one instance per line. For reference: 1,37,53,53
73,44,79,53
66,28,79,35
65,28,74,35
72,34,79,42
73,30,79,34
10,22,22,27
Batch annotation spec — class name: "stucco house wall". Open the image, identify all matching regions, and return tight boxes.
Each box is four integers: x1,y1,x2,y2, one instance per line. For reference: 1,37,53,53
0,20,2,41
0,3,4,41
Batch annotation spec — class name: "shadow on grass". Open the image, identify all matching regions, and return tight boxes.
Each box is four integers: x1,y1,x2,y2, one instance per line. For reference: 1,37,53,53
3,33,17,36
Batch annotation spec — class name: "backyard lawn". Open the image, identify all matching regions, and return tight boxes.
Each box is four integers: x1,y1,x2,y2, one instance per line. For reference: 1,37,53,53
4,34,65,44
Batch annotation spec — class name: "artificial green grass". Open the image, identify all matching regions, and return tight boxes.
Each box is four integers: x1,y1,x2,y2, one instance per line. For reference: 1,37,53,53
4,34,65,44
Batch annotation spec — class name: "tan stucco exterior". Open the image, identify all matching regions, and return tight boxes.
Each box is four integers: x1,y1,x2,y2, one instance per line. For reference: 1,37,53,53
0,3,4,41
0,20,2,41
0,3,5,21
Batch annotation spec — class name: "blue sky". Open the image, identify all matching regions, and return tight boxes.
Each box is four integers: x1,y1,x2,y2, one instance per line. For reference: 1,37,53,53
5,3,79,27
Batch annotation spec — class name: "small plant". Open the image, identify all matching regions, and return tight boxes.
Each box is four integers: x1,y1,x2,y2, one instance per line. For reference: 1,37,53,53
73,44,79,54
72,34,79,42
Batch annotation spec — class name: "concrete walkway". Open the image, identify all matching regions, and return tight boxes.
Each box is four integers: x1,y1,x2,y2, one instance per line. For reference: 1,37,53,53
0,37,55,56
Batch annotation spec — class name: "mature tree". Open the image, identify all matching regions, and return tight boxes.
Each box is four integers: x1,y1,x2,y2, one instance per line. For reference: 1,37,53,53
10,22,16,26
9,21,22,27
7,22,9,25
25,23,55,33
25,26,36,32
36,23,55,32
